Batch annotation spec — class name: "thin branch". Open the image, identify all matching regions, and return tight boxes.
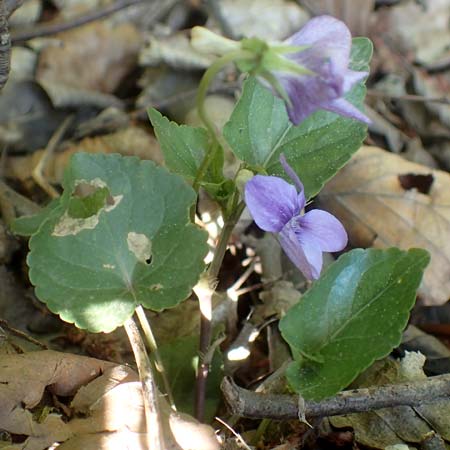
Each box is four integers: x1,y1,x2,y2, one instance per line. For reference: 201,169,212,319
367,89,450,105
11,0,178,43
124,316,165,450
0,0,11,91
32,115,74,198
222,374,450,420
0,319,47,349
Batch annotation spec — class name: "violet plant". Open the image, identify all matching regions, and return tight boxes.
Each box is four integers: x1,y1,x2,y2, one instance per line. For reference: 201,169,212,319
15,15,429,429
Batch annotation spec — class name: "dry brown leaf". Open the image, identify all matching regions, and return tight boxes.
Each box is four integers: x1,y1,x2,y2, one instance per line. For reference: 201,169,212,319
36,22,141,93
0,350,115,449
6,126,163,185
0,351,219,450
320,146,450,306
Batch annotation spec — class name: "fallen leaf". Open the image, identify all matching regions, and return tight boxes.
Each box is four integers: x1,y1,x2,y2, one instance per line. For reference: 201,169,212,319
319,146,450,305
36,22,141,93
0,351,220,450
383,0,450,68
6,126,163,185
330,354,450,447
214,0,309,40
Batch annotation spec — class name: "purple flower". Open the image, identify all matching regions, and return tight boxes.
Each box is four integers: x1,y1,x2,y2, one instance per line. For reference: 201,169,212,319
274,15,370,125
244,155,347,279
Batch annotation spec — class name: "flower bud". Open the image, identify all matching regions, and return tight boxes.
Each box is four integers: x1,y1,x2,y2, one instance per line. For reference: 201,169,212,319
191,26,240,56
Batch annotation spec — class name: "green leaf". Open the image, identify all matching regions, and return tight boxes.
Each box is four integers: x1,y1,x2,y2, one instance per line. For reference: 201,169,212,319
223,38,373,199
27,153,207,333
279,248,430,400
12,199,60,237
148,108,209,181
158,334,222,421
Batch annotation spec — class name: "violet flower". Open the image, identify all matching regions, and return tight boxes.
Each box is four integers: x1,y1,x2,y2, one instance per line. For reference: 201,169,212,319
272,15,370,125
245,155,347,280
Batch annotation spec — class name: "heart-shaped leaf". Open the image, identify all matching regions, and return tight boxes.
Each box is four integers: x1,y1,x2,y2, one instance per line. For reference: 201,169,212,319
223,37,372,199
279,248,430,400
28,153,207,333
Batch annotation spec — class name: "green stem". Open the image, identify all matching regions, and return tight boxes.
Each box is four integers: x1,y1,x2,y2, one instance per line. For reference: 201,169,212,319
135,305,176,410
193,50,253,194
195,201,245,421
124,316,164,450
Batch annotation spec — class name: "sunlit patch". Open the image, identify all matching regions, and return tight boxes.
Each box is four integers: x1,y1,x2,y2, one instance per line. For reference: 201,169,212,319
227,346,251,361
248,329,259,343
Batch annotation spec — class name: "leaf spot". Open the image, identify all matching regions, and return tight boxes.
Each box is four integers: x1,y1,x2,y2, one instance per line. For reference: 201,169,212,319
103,264,116,270
398,173,434,194
150,283,163,291
127,232,152,264
52,193,122,237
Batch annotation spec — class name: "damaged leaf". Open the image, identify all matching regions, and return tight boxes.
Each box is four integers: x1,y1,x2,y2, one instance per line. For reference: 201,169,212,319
27,153,208,332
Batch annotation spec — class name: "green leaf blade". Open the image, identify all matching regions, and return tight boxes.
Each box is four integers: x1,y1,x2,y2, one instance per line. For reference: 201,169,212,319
279,248,430,400
28,153,207,333
223,38,373,199
148,108,209,181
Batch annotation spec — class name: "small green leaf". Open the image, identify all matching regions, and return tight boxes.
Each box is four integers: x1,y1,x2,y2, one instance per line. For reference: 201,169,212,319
12,199,60,236
279,248,430,400
27,153,207,333
148,108,209,181
223,38,372,199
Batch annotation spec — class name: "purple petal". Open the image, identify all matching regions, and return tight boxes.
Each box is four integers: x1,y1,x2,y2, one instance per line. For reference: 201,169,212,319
245,175,300,232
286,16,351,74
298,210,348,252
279,220,323,279
324,97,371,124
279,154,305,195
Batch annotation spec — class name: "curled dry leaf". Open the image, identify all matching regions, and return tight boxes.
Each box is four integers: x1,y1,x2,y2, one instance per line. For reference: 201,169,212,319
36,22,141,94
320,146,450,306
0,350,220,450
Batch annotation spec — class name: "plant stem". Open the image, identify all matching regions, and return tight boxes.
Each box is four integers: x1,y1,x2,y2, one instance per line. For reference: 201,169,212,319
195,201,245,421
192,50,253,194
124,316,165,450
136,305,176,410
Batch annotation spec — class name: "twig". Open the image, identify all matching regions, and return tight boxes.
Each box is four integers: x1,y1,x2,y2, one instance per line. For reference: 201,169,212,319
0,319,47,349
135,305,176,410
124,316,165,450
221,375,450,420
195,201,246,421
32,115,74,198
367,89,450,105
0,0,10,91
11,0,178,43
215,416,252,450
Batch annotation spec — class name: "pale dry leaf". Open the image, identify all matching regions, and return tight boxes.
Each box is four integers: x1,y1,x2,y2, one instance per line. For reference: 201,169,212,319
320,146,450,305
36,22,141,93
6,126,163,185
214,0,309,40
385,0,450,67
0,350,116,449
